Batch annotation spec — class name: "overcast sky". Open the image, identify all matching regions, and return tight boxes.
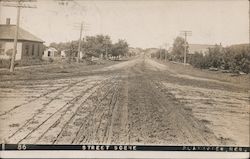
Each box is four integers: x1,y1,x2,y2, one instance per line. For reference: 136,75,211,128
0,0,249,48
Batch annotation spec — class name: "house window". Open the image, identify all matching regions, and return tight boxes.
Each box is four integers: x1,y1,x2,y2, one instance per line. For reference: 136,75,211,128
48,51,51,57
0,42,5,55
25,45,29,55
38,45,40,56
32,44,35,56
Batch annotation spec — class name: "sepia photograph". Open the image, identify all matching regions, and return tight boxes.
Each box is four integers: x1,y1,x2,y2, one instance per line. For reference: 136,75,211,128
0,0,249,158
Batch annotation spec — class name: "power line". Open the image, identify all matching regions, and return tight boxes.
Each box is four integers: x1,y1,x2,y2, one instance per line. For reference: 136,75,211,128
73,22,90,30
72,0,85,11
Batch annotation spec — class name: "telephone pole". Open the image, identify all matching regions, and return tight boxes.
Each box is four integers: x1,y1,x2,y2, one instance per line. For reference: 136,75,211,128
73,22,89,63
164,43,169,62
0,0,36,72
77,22,83,63
180,30,192,65
10,3,20,72
105,40,108,59
159,47,162,60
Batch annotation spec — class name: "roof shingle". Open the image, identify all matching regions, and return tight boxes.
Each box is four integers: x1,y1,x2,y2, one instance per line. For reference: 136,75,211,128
0,25,44,43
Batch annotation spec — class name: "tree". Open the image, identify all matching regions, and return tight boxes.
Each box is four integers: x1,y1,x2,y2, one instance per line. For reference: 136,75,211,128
171,36,187,62
65,41,78,63
83,35,112,58
205,45,224,68
226,44,250,73
49,42,69,53
49,35,129,62
188,44,250,73
6,49,13,58
189,52,208,69
110,39,129,59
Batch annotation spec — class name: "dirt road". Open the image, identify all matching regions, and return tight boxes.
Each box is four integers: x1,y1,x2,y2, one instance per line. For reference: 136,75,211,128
0,56,249,146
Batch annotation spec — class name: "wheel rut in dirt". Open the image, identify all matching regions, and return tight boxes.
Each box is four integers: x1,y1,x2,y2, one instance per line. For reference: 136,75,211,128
126,60,219,145
1,57,246,145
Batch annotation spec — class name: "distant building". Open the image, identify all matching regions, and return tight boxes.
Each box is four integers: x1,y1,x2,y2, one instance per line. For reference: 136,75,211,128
43,47,58,59
188,44,217,55
60,50,67,58
60,50,84,60
91,56,100,61
0,19,44,61
145,48,158,54
80,51,84,59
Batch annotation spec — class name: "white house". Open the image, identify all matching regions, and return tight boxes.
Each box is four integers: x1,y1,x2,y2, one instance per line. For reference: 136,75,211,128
80,51,84,59
43,47,57,59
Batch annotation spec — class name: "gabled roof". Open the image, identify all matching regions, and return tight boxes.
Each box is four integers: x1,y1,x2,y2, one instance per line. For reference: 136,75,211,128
188,44,216,53
0,25,44,43
45,47,58,52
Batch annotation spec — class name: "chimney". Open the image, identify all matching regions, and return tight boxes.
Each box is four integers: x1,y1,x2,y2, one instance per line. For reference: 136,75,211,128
6,18,10,25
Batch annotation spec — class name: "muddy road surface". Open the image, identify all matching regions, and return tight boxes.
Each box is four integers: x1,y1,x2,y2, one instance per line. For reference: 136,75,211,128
0,57,249,146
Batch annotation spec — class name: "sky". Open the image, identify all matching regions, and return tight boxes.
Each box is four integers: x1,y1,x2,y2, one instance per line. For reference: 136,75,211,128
0,0,249,48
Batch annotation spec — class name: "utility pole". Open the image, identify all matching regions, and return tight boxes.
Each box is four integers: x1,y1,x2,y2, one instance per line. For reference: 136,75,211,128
159,47,162,60
104,36,111,60
0,0,36,72
105,42,108,59
180,30,192,65
164,43,169,62
73,22,89,63
77,22,83,63
10,3,20,72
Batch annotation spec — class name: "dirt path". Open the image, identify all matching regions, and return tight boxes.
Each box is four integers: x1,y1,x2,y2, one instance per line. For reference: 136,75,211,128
0,57,249,146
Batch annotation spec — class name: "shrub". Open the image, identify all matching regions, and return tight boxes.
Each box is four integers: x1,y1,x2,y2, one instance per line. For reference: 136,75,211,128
189,52,208,69
0,59,11,68
187,44,250,73
48,58,54,63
